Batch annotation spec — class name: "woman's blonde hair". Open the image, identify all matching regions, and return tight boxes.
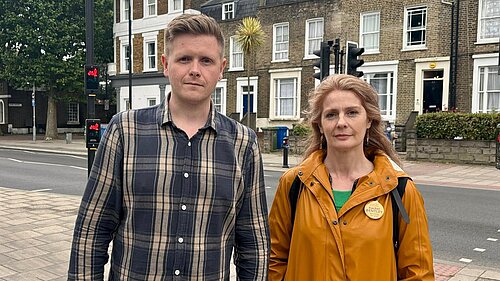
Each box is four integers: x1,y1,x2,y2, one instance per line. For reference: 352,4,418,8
303,74,401,166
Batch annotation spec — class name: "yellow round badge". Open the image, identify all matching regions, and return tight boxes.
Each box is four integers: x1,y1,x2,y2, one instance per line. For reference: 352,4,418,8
364,201,384,219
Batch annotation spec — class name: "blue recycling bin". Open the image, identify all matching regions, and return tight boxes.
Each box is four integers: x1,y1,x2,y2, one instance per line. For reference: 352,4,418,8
100,124,108,138
275,126,289,149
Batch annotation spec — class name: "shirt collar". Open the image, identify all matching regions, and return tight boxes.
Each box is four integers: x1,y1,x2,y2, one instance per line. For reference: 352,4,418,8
158,92,218,134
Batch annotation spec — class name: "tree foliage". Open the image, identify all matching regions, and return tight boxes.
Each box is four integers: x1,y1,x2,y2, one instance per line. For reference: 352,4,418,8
0,0,86,95
0,0,114,138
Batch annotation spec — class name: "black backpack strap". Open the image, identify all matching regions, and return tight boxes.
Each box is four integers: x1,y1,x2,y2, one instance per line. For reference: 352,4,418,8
289,175,302,230
391,177,410,254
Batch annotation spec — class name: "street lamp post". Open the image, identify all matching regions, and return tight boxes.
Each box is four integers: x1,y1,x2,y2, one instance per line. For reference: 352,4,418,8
32,84,35,142
128,0,132,109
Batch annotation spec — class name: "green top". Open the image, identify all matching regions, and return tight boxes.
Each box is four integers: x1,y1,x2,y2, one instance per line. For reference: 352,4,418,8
332,189,352,213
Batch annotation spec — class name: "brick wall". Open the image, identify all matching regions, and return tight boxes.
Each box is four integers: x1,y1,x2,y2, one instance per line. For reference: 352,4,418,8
406,130,496,165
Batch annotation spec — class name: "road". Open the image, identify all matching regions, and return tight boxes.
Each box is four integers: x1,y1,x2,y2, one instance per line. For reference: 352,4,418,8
0,148,87,196
1,148,499,269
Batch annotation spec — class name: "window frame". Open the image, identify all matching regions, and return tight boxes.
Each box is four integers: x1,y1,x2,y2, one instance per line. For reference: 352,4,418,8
168,0,183,13
268,69,302,120
213,80,227,115
222,2,235,20
273,22,289,62
143,36,157,72
147,98,157,107
477,0,500,43
122,0,131,22
144,0,157,17
229,36,244,71
121,43,132,73
402,6,427,50
304,18,324,59
364,72,395,119
477,65,500,113
67,102,79,124
360,11,380,54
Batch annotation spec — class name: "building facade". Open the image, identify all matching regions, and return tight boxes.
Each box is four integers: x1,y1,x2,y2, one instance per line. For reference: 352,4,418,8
111,0,499,131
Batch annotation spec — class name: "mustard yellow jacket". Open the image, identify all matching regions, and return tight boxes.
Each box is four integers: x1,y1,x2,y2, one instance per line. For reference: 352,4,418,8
269,150,434,281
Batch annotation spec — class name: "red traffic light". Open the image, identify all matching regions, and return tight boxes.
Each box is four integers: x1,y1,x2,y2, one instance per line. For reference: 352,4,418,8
85,65,99,93
88,123,100,131
87,67,98,78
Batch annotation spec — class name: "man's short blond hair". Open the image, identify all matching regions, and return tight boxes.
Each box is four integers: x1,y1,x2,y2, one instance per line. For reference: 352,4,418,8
164,14,225,57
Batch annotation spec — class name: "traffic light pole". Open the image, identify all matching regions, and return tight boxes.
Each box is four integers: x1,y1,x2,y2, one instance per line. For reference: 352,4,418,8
85,0,96,175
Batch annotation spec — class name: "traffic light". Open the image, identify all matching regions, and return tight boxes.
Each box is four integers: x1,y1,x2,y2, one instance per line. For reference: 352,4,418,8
346,42,365,77
313,41,331,81
86,119,101,149
85,65,99,95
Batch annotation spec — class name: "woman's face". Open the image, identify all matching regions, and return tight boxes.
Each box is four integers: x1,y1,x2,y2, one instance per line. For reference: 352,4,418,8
319,90,371,152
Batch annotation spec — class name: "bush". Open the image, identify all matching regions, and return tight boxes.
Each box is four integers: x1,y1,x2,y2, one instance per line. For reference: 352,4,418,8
415,112,500,140
291,122,312,137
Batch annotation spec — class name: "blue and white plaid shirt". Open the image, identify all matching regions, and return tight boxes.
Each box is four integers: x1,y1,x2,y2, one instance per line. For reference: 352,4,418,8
69,98,269,280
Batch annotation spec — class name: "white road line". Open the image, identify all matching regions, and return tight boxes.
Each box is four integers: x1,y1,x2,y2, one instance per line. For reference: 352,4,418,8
265,186,271,189
473,248,486,252
497,229,500,233
7,158,86,170
30,189,53,192
487,238,498,242
459,258,472,263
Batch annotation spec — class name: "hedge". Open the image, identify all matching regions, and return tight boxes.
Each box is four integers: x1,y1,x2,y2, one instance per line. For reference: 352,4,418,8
415,112,500,140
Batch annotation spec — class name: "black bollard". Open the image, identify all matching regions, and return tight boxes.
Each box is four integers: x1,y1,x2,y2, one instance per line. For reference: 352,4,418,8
282,137,289,168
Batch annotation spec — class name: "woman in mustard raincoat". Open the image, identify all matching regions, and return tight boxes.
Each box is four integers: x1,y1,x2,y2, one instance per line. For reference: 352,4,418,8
269,74,434,281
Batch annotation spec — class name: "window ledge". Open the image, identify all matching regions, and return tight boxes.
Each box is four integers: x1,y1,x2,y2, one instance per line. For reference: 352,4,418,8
270,117,300,121
475,39,499,45
303,56,318,60
401,46,427,52
272,59,290,63
228,67,244,72
363,50,380,55
67,121,80,125
143,69,158,73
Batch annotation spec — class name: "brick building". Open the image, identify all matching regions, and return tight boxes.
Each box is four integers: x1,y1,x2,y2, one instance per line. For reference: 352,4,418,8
110,0,499,131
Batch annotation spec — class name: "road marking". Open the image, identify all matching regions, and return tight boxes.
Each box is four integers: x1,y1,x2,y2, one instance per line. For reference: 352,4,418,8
487,238,498,242
265,186,271,189
497,229,500,233
459,258,472,263
7,158,87,170
473,248,486,252
30,189,53,192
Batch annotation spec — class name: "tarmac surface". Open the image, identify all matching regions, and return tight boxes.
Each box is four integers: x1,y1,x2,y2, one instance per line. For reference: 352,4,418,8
0,133,499,280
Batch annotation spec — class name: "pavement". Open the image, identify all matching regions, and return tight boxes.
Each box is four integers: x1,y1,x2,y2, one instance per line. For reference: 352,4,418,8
0,133,499,280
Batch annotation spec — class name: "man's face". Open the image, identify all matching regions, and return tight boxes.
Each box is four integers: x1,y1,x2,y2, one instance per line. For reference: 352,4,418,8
162,34,226,107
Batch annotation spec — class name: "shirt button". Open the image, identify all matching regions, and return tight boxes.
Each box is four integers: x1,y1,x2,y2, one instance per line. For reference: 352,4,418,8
178,237,184,243
181,204,187,210
174,269,180,276
332,220,338,225
343,221,348,225
184,172,189,178
188,141,191,147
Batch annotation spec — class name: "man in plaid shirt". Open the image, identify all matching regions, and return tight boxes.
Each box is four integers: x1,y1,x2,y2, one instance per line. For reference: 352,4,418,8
68,14,269,280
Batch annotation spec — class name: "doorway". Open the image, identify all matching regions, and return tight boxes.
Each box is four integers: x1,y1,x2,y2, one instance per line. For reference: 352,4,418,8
242,85,254,115
422,70,444,113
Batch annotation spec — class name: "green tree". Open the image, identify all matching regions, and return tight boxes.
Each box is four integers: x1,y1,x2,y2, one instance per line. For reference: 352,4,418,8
94,0,114,65
235,17,265,128
0,0,86,139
